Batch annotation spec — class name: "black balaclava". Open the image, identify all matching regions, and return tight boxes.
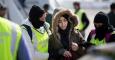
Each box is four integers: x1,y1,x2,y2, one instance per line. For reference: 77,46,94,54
94,12,110,40
29,5,45,29
58,14,71,50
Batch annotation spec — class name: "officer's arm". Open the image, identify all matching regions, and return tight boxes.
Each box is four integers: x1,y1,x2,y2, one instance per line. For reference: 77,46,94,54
108,34,115,42
17,36,31,60
82,13,89,31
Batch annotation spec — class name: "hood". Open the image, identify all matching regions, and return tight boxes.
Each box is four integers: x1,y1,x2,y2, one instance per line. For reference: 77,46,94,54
52,8,78,34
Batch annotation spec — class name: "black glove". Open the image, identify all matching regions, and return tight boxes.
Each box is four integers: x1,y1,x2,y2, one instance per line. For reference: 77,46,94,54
78,41,95,49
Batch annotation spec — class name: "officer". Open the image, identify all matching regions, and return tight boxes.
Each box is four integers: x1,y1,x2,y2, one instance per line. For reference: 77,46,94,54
0,17,30,60
73,1,89,37
21,5,51,60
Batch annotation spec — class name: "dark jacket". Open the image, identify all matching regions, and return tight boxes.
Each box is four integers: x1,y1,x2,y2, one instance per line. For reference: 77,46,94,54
108,11,115,28
48,9,85,60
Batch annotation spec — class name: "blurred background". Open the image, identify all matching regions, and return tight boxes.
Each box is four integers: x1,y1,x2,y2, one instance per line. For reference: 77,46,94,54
0,0,115,39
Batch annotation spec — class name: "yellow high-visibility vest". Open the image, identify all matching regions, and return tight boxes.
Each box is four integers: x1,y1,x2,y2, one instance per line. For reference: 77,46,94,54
90,38,106,46
90,31,115,46
31,27,49,60
21,20,49,60
75,9,85,31
32,28,48,53
0,17,21,60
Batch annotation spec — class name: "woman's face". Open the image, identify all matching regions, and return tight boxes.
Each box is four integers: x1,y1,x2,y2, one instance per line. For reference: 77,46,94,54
58,17,68,30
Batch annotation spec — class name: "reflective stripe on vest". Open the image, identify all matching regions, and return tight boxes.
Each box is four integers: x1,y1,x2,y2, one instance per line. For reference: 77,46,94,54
32,28,48,53
11,23,21,60
0,17,21,60
75,9,84,31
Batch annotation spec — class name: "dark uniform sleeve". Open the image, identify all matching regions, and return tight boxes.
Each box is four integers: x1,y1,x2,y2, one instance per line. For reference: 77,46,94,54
82,13,89,31
108,34,115,42
87,32,92,42
81,31,95,49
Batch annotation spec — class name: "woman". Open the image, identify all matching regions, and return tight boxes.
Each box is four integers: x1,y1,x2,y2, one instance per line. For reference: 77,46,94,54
48,9,85,60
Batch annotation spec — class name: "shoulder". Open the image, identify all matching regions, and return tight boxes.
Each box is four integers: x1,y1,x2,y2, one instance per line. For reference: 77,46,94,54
73,29,84,39
110,31,115,39
22,19,33,27
111,31,115,35
107,31,115,42
45,22,50,28
47,13,52,16
49,34,56,44
90,29,96,35
79,9,85,13
49,34,55,39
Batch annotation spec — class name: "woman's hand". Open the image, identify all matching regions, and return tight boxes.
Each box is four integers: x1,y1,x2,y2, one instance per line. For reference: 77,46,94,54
71,42,79,51
63,51,72,57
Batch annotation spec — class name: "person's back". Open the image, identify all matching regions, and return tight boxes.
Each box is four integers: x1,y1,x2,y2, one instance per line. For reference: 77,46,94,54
0,2,33,59
108,3,115,28
0,17,21,60
0,16,33,60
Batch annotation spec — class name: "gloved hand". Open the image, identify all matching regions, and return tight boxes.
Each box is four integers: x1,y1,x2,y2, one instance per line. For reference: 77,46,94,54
78,41,95,49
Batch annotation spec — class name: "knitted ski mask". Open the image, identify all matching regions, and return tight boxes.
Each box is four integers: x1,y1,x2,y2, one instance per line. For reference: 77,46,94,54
94,12,110,30
29,5,45,28
94,12,110,39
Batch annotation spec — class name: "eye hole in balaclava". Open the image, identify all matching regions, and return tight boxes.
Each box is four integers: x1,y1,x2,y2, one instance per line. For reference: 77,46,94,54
29,5,45,29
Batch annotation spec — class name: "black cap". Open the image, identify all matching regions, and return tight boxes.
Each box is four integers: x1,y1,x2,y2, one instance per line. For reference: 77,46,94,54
29,5,45,19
